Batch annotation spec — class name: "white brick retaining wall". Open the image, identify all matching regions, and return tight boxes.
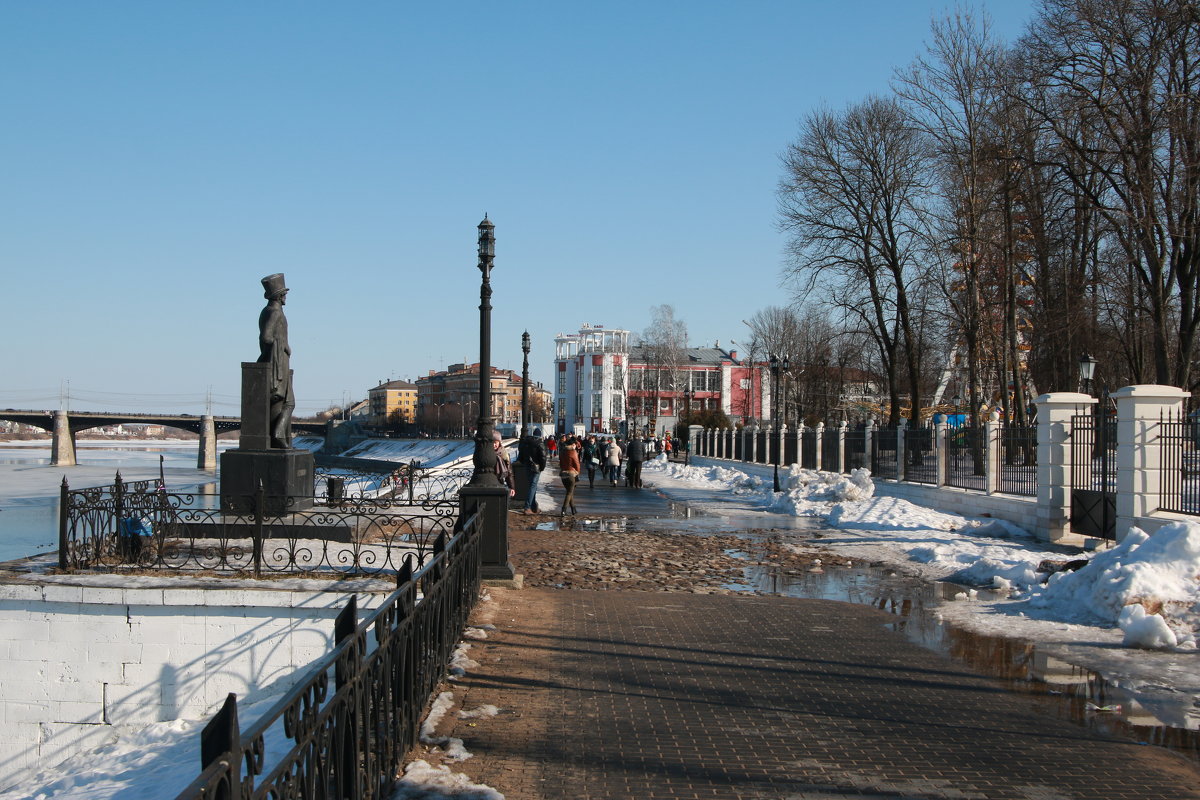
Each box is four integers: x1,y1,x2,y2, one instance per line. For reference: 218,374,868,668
0,580,388,789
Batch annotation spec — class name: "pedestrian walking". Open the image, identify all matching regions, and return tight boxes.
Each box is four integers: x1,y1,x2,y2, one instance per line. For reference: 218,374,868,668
626,435,646,488
604,437,623,486
547,435,558,459
517,428,547,514
559,435,580,515
492,430,515,499
581,434,599,488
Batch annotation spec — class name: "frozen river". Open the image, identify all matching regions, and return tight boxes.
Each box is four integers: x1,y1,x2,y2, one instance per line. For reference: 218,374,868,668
0,440,232,563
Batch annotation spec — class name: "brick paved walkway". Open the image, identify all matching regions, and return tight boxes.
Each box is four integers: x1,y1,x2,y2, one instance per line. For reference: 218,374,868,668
432,587,1200,800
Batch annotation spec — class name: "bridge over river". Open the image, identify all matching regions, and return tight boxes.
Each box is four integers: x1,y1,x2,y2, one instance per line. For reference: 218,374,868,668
0,409,326,468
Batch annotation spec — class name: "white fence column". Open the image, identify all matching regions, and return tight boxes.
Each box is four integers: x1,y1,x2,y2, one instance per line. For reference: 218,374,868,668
896,419,907,482
1035,392,1095,543
838,420,848,474
935,416,948,487
985,409,1001,495
814,422,824,471
1113,385,1188,541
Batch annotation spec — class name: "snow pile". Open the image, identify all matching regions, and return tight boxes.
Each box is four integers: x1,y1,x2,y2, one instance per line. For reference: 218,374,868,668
1029,521,1200,647
1118,604,1178,649
390,760,503,800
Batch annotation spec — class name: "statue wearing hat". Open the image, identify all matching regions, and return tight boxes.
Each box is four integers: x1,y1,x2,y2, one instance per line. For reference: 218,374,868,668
258,273,294,448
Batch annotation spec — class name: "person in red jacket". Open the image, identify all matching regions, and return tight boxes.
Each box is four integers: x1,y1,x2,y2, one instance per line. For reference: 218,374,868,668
558,435,581,516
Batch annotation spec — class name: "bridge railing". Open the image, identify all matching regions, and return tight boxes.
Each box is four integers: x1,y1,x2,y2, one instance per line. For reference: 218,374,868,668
58,472,465,578
173,510,482,800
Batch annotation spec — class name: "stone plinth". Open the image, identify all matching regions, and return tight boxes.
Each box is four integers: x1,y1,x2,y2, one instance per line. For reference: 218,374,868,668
220,449,315,514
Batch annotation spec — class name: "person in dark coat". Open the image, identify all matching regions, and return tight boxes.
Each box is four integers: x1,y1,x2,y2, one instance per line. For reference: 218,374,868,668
625,435,646,488
517,428,547,514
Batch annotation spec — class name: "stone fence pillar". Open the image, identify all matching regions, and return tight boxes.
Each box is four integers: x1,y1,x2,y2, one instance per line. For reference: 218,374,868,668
1113,385,1189,540
814,422,824,471
896,419,908,482
985,409,1001,495
838,420,848,474
1035,392,1095,543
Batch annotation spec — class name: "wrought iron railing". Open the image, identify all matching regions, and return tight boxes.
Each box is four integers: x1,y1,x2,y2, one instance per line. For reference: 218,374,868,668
844,426,867,472
996,424,1037,497
800,429,818,470
314,463,472,504
946,425,986,491
822,426,842,473
871,426,898,479
783,430,798,466
58,473,461,577
904,427,936,484
1158,412,1200,515
174,510,482,800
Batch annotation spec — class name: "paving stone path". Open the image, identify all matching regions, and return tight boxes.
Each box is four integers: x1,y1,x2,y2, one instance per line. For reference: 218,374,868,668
410,469,1200,799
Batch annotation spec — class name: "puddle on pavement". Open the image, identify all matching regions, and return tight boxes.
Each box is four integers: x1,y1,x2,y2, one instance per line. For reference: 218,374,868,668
740,557,1200,761
535,499,820,536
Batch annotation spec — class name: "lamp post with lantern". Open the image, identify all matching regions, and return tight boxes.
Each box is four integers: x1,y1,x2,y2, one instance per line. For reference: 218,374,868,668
770,354,782,492
467,216,500,487
521,331,531,438
459,215,514,581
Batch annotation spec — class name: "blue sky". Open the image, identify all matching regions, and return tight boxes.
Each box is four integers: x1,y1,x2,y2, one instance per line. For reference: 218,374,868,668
1,1,1035,416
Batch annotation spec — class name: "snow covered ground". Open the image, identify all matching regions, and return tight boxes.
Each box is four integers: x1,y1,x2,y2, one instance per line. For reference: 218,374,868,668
7,453,1200,798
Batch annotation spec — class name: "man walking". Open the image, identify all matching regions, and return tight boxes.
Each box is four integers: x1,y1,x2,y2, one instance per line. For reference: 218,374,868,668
626,434,646,489
517,428,547,514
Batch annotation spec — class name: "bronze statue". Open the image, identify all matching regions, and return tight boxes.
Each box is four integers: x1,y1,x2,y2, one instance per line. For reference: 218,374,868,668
258,273,294,448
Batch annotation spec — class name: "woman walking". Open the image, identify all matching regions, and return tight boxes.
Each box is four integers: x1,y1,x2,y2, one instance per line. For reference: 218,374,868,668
559,434,581,515
604,437,623,486
581,434,599,489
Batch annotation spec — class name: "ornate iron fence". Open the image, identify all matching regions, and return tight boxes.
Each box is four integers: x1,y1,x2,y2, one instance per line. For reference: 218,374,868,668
314,463,472,505
755,430,768,464
58,473,460,578
174,510,482,800
946,425,986,491
800,429,818,470
822,426,842,473
844,426,867,472
1069,413,1116,540
783,430,798,467
904,427,936,485
871,426,898,479
732,429,742,460
996,424,1037,496
1159,411,1200,516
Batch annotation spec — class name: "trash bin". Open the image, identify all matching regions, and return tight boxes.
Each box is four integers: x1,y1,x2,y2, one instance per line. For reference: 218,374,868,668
327,476,345,505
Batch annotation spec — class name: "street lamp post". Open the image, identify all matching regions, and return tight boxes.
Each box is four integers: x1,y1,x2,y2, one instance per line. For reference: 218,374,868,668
782,355,791,430
770,354,781,492
521,331,531,438
468,216,501,488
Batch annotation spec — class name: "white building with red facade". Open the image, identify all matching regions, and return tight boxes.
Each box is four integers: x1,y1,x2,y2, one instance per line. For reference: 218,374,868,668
553,324,771,435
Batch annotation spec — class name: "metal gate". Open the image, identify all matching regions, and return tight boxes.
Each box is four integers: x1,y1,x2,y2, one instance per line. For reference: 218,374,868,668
1070,413,1116,540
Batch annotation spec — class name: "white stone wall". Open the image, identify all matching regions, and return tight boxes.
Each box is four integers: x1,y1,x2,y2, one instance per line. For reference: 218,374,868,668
0,582,387,789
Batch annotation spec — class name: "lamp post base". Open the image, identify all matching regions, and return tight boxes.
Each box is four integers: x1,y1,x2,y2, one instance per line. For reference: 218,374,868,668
459,483,515,581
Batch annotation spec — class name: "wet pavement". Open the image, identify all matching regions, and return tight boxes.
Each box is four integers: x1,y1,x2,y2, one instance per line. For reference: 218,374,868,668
434,465,1200,797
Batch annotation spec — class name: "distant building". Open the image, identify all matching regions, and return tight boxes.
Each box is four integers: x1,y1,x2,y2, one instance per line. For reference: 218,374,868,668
552,324,772,436
415,363,551,436
367,380,418,427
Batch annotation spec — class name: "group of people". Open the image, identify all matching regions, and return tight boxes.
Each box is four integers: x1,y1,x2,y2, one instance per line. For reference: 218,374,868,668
493,428,674,517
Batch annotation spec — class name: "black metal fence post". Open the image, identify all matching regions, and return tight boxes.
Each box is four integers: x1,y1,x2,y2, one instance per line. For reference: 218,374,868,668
253,481,264,580
58,476,69,570
199,693,241,800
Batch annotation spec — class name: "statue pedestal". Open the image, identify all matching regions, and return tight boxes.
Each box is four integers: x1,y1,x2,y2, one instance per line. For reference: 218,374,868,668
220,449,315,515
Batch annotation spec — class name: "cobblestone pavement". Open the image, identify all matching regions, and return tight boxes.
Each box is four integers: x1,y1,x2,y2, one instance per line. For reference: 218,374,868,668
407,477,1200,799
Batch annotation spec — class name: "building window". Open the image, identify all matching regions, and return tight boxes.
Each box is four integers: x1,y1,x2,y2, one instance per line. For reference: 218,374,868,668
592,394,602,417
591,365,603,390
558,373,567,394
612,395,623,418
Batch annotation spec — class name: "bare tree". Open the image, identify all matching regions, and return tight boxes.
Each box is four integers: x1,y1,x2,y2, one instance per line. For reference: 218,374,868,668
1020,0,1200,388
779,96,933,424
639,305,689,432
